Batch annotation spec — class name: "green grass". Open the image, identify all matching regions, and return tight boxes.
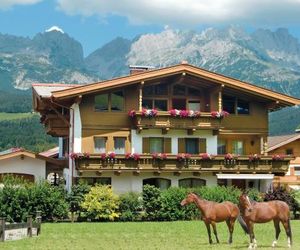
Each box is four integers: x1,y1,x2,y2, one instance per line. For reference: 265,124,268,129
0,112,34,121
1,220,299,250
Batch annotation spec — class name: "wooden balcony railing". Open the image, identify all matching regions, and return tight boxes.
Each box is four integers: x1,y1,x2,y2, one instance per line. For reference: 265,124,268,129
131,111,223,130
75,154,292,175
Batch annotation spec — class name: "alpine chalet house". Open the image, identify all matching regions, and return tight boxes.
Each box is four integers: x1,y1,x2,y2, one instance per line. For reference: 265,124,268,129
32,62,300,193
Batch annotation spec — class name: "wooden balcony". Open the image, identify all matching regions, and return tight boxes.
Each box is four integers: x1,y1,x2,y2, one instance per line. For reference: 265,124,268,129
75,154,292,175
43,114,69,137
131,111,223,131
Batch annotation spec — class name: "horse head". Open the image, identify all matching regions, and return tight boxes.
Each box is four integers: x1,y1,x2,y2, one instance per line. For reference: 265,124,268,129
181,193,198,206
239,193,252,212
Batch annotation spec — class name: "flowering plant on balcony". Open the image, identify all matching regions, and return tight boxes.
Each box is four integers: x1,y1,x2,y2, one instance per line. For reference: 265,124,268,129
249,154,261,162
108,152,116,159
200,153,213,160
152,153,167,160
141,108,158,117
211,111,229,119
224,153,238,160
176,153,191,161
169,109,201,118
125,153,140,161
100,153,107,161
70,152,90,159
272,154,285,161
128,109,136,118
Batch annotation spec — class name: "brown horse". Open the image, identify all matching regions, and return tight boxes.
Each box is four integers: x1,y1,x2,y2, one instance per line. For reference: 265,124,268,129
181,192,247,244
239,193,292,249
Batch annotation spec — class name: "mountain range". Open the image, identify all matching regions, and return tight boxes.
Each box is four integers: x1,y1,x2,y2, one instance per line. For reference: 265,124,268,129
0,26,300,134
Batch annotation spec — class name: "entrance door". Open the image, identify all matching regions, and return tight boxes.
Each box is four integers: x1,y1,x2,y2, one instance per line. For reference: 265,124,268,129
231,179,246,190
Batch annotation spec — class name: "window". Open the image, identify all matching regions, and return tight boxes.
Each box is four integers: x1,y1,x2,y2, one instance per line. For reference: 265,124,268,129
143,178,171,190
173,85,186,95
111,91,124,111
286,149,293,155
114,137,126,154
188,101,200,111
217,179,227,186
172,98,186,110
232,140,244,155
185,138,199,154
179,178,206,188
222,95,235,114
154,100,168,111
237,99,250,114
94,137,106,153
149,138,164,153
95,94,109,111
142,99,153,109
294,167,300,176
143,85,154,96
217,139,226,154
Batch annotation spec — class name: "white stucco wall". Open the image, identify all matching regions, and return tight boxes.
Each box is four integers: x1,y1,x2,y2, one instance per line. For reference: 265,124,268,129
79,171,217,194
0,156,46,182
58,137,63,158
131,129,218,154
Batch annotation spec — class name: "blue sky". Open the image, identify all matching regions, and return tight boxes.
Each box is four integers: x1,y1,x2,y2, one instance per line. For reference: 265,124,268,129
1,0,300,56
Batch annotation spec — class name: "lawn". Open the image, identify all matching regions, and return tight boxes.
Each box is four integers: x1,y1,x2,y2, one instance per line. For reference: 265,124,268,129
1,220,299,250
0,112,34,121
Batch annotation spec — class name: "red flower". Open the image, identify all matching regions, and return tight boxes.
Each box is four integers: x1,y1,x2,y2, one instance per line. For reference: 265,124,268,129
128,110,136,118
125,153,140,161
272,154,285,161
249,154,260,162
211,111,229,118
152,153,167,160
176,153,191,161
200,153,213,160
224,153,237,160
109,152,116,159
100,153,107,160
179,110,189,118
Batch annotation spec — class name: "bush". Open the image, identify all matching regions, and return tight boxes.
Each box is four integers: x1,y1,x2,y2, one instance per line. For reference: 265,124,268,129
142,185,162,221
159,187,199,221
0,176,69,222
119,192,143,221
67,181,91,222
264,187,299,217
81,185,120,221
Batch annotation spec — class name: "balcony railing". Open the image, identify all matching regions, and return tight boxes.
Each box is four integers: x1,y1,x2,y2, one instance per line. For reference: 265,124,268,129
75,154,292,174
130,111,223,130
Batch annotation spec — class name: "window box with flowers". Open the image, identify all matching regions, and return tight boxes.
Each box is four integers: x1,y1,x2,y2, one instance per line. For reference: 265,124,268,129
152,153,167,168
168,109,201,118
211,111,229,119
125,153,140,168
224,153,238,166
176,153,192,167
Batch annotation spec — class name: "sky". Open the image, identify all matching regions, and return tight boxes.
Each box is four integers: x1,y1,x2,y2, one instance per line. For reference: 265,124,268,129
0,0,300,56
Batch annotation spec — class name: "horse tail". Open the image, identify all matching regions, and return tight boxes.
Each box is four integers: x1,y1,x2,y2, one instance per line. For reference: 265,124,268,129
238,215,249,235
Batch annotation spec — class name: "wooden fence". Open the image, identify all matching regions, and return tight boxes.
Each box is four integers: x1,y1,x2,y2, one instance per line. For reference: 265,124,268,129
0,211,41,241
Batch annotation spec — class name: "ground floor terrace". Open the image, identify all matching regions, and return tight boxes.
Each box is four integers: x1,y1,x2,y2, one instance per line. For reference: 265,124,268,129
70,154,291,193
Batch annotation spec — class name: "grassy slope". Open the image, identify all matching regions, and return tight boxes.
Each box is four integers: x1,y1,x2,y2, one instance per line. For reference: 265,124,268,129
0,112,34,121
2,221,299,250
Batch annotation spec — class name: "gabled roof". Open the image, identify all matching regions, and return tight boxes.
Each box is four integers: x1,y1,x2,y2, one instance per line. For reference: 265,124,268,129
32,83,82,98
39,147,59,158
50,63,300,106
0,148,65,166
267,134,300,152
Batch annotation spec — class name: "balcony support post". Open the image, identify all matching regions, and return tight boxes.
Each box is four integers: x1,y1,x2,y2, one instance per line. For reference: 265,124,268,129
218,90,222,112
139,81,144,111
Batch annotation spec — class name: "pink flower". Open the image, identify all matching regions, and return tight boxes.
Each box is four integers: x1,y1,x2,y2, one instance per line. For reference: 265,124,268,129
100,153,107,160
125,153,140,161
152,153,167,160
224,153,237,160
141,108,157,117
200,153,213,160
249,154,260,162
128,110,136,118
272,154,285,161
176,153,191,161
168,109,178,117
179,110,189,118
211,111,229,118
109,152,116,159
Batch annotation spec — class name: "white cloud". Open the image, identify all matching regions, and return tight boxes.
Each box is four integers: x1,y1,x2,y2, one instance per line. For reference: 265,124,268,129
56,0,300,26
0,0,42,9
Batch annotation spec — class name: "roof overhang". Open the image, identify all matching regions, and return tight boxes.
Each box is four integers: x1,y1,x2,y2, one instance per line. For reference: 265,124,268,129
49,63,300,108
216,173,274,179
267,134,300,152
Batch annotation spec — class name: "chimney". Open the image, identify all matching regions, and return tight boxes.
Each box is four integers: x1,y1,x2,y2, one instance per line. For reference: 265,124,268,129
129,65,155,75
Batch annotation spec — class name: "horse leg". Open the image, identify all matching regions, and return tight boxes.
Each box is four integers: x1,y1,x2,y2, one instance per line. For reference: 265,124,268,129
281,219,292,248
272,220,280,247
211,221,220,243
204,222,213,244
226,219,234,244
247,222,256,249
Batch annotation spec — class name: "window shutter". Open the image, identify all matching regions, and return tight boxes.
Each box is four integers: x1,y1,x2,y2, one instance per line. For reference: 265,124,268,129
199,138,207,153
142,137,150,153
163,138,172,153
178,138,186,153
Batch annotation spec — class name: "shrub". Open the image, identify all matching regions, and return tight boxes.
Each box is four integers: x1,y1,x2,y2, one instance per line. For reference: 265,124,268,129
119,192,143,221
264,187,299,217
142,185,162,221
0,176,69,222
81,185,120,221
159,187,199,221
67,181,91,222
